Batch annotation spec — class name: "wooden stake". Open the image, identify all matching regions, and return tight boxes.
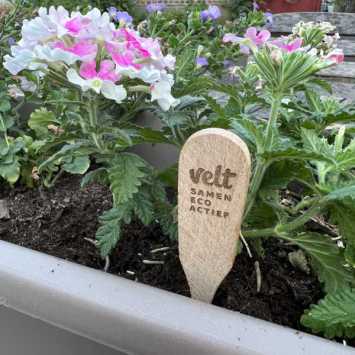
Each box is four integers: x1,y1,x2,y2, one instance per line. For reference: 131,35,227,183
178,128,251,303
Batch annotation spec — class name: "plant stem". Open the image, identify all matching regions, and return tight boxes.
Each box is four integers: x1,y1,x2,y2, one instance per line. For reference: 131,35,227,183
243,200,325,239
87,99,103,151
243,94,283,220
264,94,282,150
276,203,323,234
243,160,268,218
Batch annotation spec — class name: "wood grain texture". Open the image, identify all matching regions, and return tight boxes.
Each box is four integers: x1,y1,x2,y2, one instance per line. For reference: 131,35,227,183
317,62,355,80
178,128,251,303
270,12,355,35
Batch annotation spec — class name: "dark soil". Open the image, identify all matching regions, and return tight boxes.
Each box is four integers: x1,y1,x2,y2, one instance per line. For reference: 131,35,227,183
0,175,323,332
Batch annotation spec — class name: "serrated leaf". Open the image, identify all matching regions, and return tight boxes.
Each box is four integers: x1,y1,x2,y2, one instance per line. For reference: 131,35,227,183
133,127,171,145
96,205,133,257
108,153,147,205
81,168,108,188
262,160,314,191
285,232,354,293
230,117,264,152
156,202,177,240
262,147,334,164
158,164,178,189
133,192,154,226
325,185,355,202
302,288,355,338
331,204,355,267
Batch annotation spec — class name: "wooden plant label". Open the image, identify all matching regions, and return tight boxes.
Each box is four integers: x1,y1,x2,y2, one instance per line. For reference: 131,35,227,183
178,128,251,303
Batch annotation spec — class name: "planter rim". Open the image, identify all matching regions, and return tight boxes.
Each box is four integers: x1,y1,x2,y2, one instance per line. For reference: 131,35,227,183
0,240,352,355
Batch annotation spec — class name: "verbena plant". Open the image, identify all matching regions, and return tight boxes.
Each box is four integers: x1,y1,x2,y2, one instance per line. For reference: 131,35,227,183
3,5,181,257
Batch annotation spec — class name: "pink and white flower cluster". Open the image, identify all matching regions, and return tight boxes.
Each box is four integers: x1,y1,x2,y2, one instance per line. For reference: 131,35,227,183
223,23,344,66
4,6,178,110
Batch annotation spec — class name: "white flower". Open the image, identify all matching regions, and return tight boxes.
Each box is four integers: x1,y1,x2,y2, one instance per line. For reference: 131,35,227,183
150,74,179,111
3,46,45,75
19,77,37,93
66,68,127,103
21,6,70,47
34,45,80,65
8,84,24,99
117,66,162,84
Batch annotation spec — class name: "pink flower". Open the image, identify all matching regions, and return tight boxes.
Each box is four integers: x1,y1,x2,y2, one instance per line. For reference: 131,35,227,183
54,40,97,59
106,42,141,69
272,37,303,53
120,28,151,58
223,27,270,54
245,27,271,46
80,60,120,82
64,16,92,35
325,49,344,65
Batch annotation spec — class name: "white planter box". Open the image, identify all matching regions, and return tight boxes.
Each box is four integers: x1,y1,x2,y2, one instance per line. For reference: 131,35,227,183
0,240,352,355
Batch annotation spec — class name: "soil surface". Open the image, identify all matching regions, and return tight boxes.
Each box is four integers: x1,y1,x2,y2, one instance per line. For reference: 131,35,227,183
0,175,323,332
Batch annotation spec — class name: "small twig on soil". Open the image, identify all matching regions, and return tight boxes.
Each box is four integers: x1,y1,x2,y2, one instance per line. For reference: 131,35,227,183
84,237,97,246
255,261,262,293
104,256,110,272
150,246,171,254
142,259,164,265
240,232,252,258
84,237,110,272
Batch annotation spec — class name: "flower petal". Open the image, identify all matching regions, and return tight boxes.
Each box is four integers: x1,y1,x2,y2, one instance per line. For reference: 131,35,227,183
101,82,127,103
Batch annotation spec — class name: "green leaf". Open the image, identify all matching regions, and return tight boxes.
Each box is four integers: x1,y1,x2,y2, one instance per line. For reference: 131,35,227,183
133,191,154,226
81,168,108,188
262,147,334,164
63,156,90,175
0,114,14,132
285,232,354,293
0,99,11,113
325,185,355,202
108,153,147,205
158,164,178,188
331,204,355,267
156,202,178,240
0,160,20,184
28,108,60,136
96,205,133,258
230,117,264,152
262,160,314,191
133,127,171,145
302,288,355,338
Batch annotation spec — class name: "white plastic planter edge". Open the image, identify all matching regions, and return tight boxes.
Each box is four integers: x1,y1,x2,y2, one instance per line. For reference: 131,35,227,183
0,240,352,355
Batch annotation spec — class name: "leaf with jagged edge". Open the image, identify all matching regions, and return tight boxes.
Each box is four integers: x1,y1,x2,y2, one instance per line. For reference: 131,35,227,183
331,203,355,268
81,167,108,188
96,205,133,258
302,288,355,338
325,185,355,202
133,189,154,226
230,117,265,152
261,147,334,164
108,153,147,205
284,232,354,293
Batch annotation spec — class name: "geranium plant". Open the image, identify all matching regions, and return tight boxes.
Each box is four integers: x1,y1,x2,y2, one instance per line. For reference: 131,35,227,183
3,5,178,256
